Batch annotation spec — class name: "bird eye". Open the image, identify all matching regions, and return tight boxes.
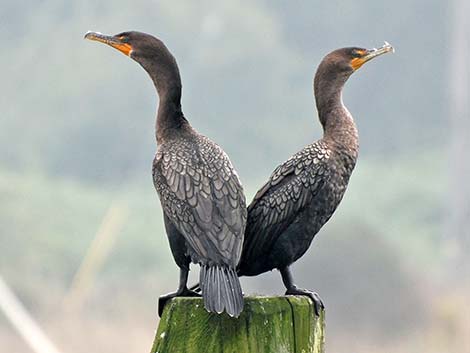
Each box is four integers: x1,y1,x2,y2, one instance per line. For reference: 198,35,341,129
352,49,367,58
115,32,130,42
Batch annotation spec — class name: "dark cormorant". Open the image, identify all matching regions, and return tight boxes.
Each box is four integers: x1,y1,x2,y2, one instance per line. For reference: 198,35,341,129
85,31,247,317
237,43,394,314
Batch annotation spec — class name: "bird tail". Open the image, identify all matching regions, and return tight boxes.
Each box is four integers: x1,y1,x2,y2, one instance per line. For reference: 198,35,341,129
200,264,244,318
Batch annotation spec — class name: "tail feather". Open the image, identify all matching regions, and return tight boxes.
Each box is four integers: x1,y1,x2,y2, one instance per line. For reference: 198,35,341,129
222,269,234,315
200,264,244,317
213,265,222,313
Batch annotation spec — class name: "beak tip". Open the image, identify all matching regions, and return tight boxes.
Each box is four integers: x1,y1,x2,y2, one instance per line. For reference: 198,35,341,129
84,31,102,41
384,40,395,53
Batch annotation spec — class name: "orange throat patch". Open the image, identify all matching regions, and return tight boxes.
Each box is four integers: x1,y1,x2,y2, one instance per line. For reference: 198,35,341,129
110,43,133,56
350,57,365,70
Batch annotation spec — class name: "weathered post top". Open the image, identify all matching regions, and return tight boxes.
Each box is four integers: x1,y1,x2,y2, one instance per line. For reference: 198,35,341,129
150,296,325,353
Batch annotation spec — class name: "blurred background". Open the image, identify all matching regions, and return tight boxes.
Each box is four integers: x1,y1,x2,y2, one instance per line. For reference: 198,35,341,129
1,0,469,352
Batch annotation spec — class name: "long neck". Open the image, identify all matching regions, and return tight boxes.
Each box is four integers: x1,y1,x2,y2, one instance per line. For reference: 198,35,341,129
313,68,358,151
140,52,187,143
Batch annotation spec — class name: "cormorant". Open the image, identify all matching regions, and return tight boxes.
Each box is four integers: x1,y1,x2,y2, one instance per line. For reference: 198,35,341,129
85,31,247,317
237,43,394,314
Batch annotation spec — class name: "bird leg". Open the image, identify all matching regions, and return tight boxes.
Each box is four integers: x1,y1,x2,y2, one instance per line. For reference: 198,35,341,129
158,267,201,317
187,282,202,293
280,266,324,316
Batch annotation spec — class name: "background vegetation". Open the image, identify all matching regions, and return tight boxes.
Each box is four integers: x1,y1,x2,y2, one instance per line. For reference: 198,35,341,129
1,1,468,352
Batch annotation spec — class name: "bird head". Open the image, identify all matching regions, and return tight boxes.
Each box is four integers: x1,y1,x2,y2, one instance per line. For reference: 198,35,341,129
84,30,182,95
84,31,171,65
320,42,394,76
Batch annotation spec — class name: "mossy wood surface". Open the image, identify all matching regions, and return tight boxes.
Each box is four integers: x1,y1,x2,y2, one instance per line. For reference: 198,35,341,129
150,296,325,353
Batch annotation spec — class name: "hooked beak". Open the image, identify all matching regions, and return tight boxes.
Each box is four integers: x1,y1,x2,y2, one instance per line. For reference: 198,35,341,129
351,41,394,70
84,31,133,56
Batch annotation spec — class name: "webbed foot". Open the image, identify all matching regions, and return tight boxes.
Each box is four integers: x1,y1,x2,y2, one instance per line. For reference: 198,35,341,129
158,288,201,317
285,286,324,316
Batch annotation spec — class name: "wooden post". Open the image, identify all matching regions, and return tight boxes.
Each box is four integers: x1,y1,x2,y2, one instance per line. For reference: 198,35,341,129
150,296,325,353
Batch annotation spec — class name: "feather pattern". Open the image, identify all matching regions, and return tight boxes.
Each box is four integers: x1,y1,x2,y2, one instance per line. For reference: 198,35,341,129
153,133,247,268
238,139,354,275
